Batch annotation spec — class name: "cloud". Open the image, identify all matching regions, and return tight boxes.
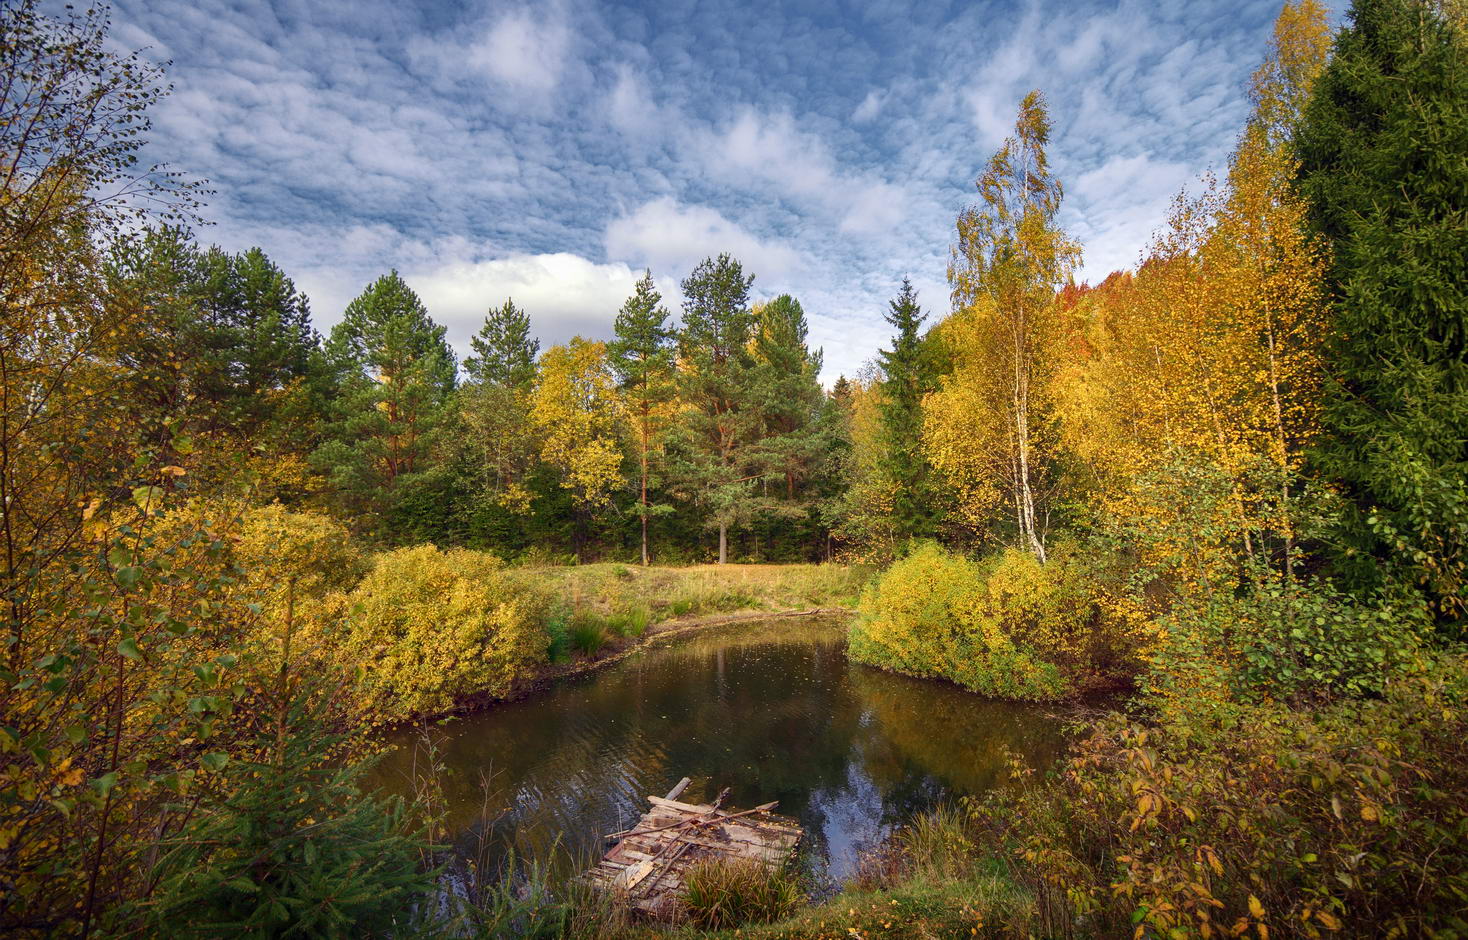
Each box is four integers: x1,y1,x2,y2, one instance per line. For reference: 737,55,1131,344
408,252,640,352
467,6,571,93
851,89,886,123
109,0,1286,382
604,197,803,282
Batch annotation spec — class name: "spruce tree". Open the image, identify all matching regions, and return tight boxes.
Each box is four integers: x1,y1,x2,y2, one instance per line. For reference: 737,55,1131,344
465,298,539,389
1296,0,1468,623
876,277,939,542
608,271,676,565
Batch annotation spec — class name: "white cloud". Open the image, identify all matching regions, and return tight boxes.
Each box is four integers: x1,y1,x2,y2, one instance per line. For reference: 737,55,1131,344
852,89,886,123
468,6,571,92
603,196,803,281
409,252,640,352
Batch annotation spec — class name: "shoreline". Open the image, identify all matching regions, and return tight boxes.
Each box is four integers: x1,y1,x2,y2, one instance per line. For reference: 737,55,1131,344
416,606,857,725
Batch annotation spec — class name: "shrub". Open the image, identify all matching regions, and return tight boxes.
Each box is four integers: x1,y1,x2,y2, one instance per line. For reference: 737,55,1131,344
234,503,367,603
982,651,1468,938
679,857,803,930
135,671,429,935
343,546,552,721
852,542,1146,701
1146,578,1429,711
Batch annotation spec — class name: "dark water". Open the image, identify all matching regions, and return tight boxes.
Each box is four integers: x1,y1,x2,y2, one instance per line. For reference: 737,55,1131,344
368,617,1066,885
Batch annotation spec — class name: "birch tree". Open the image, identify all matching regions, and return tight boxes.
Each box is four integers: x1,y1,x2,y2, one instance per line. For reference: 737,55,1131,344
937,91,1079,560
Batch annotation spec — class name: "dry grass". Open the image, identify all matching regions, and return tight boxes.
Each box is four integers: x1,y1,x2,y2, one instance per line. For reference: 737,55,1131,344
522,562,868,627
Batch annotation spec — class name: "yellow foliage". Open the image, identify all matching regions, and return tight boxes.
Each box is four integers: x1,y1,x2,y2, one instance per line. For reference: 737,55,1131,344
529,337,625,512
342,545,551,721
853,543,1146,701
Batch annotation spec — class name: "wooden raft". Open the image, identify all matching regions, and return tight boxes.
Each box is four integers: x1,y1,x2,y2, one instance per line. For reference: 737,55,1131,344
585,777,803,918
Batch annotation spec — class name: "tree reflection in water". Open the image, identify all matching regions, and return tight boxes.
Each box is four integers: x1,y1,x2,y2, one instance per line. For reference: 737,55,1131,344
367,617,1065,885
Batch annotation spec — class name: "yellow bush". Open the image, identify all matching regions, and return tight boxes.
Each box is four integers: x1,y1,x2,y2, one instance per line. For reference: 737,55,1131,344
343,545,551,721
849,542,985,682
851,543,1144,701
152,501,366,666
234,503,366,602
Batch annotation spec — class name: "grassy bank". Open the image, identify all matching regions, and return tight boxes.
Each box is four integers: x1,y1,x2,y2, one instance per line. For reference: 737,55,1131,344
533,562,866,659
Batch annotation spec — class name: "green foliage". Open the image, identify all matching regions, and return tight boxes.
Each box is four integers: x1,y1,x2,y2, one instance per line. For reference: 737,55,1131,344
1296,0,1468,628
314,271,456,535
1150,578,1429,707
669,254,764,563
568,610,609,655
465,297,539,389
136,673,430,936
875,277,942,541
679,858,804,930
608,270,678,565
343,545,552,720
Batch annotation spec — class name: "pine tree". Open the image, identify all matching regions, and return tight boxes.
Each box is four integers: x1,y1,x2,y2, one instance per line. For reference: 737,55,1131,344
459,299,542,524
315,272,455,533
465,298,539,389
608,271,676,565
875,278,939,542
1296,0,1468,623
748,294,832,557
670,254,762,564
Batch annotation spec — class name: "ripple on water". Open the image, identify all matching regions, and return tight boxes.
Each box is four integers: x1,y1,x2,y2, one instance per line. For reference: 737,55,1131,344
368,616,1066,885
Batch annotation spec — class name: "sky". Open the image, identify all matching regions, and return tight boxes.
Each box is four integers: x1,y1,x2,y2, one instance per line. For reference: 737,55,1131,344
107,0,1299,382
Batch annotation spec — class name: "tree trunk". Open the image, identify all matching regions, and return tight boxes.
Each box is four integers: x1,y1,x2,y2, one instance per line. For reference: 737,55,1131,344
639,427,650,566
718,523,728,565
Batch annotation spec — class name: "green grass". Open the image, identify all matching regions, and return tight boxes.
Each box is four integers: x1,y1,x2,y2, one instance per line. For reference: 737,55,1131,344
568,611,609,655
679,858,803,931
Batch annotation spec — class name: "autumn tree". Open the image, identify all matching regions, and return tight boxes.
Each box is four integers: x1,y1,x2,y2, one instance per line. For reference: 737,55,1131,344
529,338,625,553
608,271,676,565
934,91,1079,560
669,253,762,564
1296,0,1468,622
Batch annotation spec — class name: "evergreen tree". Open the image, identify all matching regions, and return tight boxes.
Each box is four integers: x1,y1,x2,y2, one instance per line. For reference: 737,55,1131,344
875,277,939,541
670,254,762,564
459,299,542,532
1296,0,1468,624
465,298,539,389
315,272,455,535
750,294,833,556
197,245,319,433
608,271,677,565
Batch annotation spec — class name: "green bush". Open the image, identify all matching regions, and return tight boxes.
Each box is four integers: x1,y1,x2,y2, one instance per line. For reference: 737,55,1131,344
849,542,1143,701
1148,579,1428,708
134,671,429,936
343,545,552,721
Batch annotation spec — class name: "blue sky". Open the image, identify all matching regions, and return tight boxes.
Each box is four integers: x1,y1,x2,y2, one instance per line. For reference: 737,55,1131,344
109,0,1304,381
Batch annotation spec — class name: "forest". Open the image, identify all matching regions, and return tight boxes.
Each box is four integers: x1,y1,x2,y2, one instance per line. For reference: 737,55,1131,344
2,0,1466,936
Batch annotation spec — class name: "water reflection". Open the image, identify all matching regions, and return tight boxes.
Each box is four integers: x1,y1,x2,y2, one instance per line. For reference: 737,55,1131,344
367,617,1064,884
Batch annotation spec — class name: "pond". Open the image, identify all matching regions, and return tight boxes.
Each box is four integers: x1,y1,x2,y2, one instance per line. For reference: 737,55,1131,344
368,616,1067,886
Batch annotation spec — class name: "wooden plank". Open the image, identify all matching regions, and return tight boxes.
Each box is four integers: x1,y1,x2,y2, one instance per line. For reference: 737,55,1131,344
608,801,779,840
664,776,692,801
